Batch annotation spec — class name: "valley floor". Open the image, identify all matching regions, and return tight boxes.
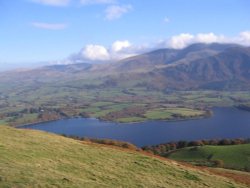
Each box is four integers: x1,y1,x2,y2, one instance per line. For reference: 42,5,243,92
1,90,250,126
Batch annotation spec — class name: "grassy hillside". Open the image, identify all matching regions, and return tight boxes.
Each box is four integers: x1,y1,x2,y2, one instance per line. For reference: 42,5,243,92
0,126,247,187
168,144,250,171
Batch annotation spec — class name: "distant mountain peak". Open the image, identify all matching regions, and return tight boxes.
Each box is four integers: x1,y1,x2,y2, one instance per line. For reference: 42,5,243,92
1,43,250,91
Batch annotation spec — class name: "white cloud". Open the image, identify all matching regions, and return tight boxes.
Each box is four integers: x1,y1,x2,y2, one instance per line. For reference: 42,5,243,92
165,32,228,49
105,5,132,20
31,0,70,6
111,40,131,52
111,40,138,59
32,22,67,30
196,33,225,43
77,40,141,62
238,31,250,46
80,0,115,5
163,17,170,23
167,33,194,49
82,45,110,61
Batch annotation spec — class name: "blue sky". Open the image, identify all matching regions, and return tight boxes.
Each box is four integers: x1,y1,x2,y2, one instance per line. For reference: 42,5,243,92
0,0,250,69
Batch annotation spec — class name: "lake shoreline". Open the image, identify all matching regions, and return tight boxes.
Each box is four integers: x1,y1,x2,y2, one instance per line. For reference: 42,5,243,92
17,109,212,128
236,105,250,112
19,107,250,147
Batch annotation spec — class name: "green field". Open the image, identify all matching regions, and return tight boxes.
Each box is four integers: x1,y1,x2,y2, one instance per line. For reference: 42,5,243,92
0,125,247,187
144,107,207,120
116,116,146,123
168,144,250,171
1,74,250,126
0,120,7,125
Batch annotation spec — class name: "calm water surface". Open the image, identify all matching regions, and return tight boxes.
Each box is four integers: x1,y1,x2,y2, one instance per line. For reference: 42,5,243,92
21,108,250,147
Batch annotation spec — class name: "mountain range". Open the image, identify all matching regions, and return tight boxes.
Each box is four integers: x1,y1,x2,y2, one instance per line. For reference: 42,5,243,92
1,43,250,90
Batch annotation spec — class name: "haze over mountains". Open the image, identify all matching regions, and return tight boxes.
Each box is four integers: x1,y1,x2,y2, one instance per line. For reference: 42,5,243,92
1,43,250,91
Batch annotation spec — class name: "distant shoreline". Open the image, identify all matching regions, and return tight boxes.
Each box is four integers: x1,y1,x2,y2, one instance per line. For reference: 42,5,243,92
236,105,250,112
17,109,212,128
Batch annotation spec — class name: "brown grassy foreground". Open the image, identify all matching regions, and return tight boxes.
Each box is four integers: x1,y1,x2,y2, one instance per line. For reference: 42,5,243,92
207,168,250,186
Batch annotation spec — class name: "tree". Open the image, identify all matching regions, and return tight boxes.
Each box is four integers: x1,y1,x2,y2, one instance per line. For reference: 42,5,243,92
188,140,204,147
218,139,231,145
177,141,188,149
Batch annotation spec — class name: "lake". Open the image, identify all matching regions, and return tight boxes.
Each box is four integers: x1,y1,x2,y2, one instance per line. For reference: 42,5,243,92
21,107,250,147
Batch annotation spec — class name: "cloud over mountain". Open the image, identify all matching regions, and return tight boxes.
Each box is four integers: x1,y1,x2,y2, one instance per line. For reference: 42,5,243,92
165,33,226,49
82,45,110,61
65,31,250,64
164,31,250,49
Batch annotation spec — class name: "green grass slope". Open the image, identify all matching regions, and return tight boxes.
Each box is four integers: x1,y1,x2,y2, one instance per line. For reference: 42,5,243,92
168,145,250,170
0,126,247,188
